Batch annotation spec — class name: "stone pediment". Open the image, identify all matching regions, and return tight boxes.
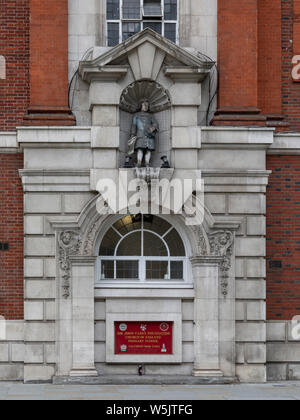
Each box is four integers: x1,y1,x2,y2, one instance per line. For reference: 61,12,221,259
79,28,214,84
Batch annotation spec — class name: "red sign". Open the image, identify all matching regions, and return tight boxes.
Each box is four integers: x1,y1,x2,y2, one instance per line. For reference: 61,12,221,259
115,321,173,355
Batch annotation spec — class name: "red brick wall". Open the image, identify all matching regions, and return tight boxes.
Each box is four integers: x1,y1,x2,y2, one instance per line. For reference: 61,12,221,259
282,0,300,131
0,0,29,131
0,153,23,320
266,155,300,320
258,0,282,115
217,0,258,109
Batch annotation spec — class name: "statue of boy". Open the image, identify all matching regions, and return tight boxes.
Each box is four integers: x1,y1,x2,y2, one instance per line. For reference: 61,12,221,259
128,100,159,167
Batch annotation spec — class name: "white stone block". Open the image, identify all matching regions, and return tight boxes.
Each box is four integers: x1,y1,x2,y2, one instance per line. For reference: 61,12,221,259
205,193,226,214
199,149,265,171
228,194,265,214
45,344,56,364
235,302,245,321
24,148,92,170
169,83,201,106
235,258,244,278
266,322,286,342
95,322,106,342
25,194,61,214
245,344,266,364
172,106,198,126
45,301,56,321
95,301,106,320
106,299,181,314
267,343,300,362
11,343,24,362
182,322,194,342
92,105,118,126
267,363,287,381
25,323,55,342
25,344,44,364
93,149,118,169
91,127,120,148
246,259,266,278
236,238,266,257
24,301,44,321
25,216,44,234
236,280,266,300
247,216,266,236
0,365,23,381
25,237,55,257
24,259,44,278
44,259,56,278
5,321,24,341
172,127,201,149
236,365,266,383
288,364,300,380
24,365,54,382
174,149,198,169
89,81,122,106
182,342,194,363
247,301,266,321
0,344,9,362
236,322,266,342
236,344,245,364
25,280,55,299
63,193,94,213
95,343,106,363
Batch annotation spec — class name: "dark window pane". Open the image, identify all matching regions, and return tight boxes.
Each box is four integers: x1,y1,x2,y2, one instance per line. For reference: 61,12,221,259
164,0,177,20
101,260,115,279
122,21,141,40
143,231,168,256
171,261,183,280
143,0,162,16
116,260,139,279
107,0,120,19
113,214,142,236
99,228,120,256
146,261,168,280
123,0,141,19
107,22,120,46
143,215,171,236
117,231,142,256
164,228,185,256
143,21,162,34
164,23,176,43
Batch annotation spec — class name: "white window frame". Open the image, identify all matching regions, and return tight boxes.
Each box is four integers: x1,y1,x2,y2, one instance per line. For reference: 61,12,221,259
95,214,192,288
106,0,179,46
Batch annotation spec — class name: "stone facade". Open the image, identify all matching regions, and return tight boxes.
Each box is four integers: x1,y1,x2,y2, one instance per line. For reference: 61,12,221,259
1,0,300,385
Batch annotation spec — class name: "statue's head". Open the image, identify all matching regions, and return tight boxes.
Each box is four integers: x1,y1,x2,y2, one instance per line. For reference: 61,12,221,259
139,99,150,112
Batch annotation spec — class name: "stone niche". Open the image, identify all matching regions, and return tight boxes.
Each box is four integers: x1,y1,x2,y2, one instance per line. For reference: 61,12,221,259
79,28,213,170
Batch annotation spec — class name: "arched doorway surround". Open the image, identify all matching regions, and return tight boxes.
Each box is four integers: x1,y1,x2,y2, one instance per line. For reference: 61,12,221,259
50,194,239,379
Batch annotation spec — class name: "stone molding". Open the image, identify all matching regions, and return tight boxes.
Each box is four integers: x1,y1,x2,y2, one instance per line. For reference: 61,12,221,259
58,230,81,298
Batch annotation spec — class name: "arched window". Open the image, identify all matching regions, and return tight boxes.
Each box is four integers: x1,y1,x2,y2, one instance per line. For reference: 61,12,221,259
106,0,178,46
97,214,188,284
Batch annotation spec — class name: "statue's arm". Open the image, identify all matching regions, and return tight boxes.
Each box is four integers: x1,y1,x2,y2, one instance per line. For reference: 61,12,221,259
151,116,159,134
130,115,137,137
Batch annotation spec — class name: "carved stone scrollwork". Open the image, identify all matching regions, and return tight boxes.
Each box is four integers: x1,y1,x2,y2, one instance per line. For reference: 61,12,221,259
209,231,234,297
189,225,208,256
58,230,81,298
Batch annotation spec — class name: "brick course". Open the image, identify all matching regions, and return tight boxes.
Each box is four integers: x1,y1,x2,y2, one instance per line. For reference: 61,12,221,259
266,155,300,320
0,153,24,320
0,0,29,131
